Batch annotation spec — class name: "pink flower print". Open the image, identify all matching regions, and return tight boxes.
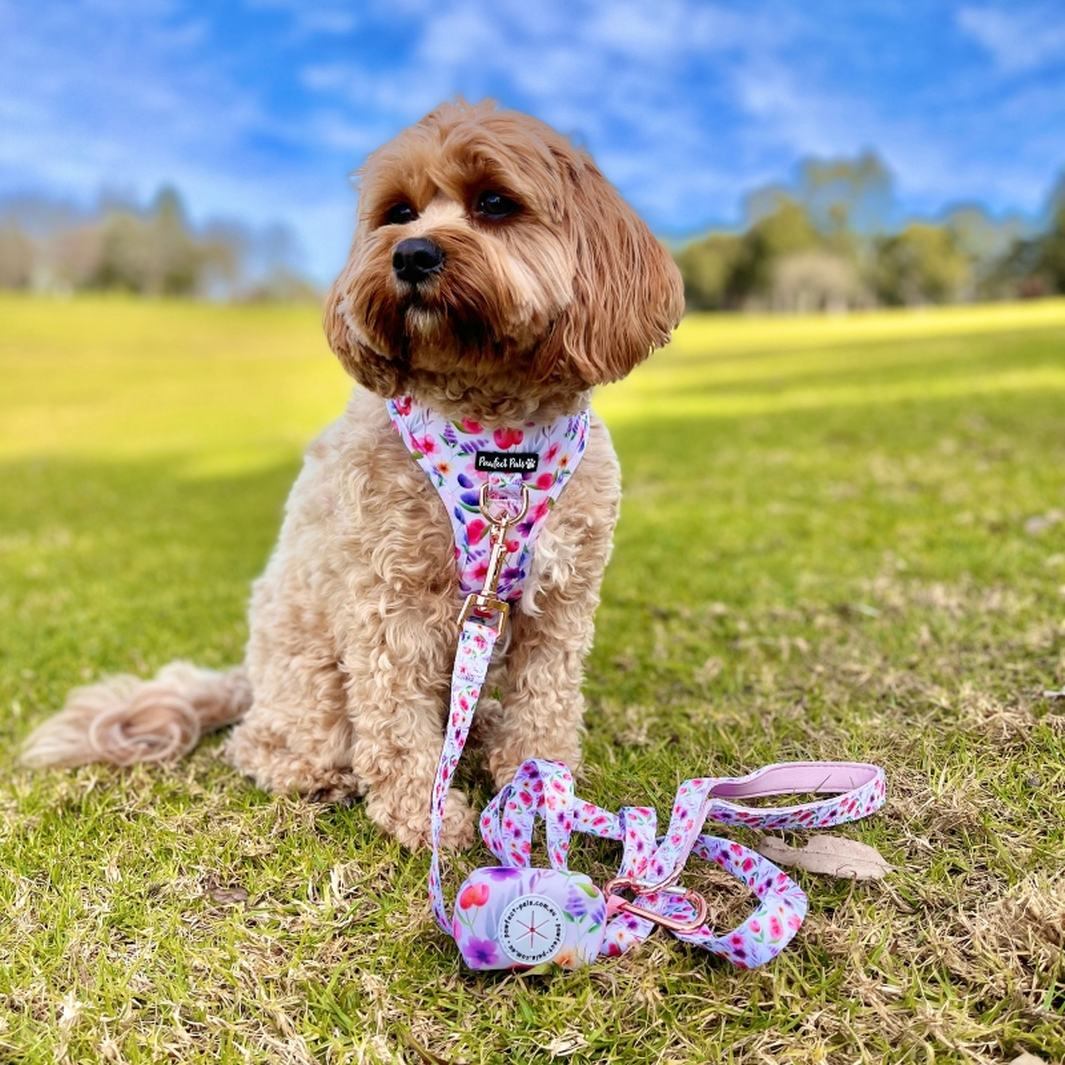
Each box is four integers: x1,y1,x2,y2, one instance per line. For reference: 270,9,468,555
787,913,802,930
393,396,412,415
545,442,560,462
493,427,524,448
417,435,437,456
534,472,554,490
467,518,487,544
750,919,761,934
769,915,783,938
459,883,490,910
461,417,483,433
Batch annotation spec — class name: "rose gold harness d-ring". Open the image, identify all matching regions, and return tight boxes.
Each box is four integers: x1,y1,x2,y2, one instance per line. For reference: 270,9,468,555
603,872,709,934
457,482,531,639
477,480,530,527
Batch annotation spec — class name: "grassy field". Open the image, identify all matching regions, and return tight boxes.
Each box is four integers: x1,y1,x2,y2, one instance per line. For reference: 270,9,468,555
1,294,1063,1064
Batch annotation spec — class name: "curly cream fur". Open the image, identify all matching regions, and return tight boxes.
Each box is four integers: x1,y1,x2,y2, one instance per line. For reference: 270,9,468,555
23,100,684,850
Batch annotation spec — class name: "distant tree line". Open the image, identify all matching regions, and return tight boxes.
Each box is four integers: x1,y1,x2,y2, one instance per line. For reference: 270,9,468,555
0,186,315,301
675,153,1065,312
4,160,1065,310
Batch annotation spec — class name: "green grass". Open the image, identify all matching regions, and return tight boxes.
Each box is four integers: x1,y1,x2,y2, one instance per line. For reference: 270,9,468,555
1,293,1063,1064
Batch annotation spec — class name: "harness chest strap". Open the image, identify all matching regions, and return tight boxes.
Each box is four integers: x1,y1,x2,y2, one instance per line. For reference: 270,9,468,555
385,395,590,604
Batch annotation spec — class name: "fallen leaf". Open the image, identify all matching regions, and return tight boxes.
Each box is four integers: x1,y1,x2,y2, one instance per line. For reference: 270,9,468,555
207,884,249,905
546,1032,588,1057
757,834,894,880
1024,509,1064,536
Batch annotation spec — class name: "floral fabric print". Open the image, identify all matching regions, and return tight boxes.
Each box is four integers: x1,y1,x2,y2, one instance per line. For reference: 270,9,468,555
386,396,590,602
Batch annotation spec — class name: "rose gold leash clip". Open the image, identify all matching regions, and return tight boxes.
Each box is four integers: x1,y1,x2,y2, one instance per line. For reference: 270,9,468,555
603,870,709,934
457,481,530,638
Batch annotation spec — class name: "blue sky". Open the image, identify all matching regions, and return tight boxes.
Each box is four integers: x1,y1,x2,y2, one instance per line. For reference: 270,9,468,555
2,0,1064,281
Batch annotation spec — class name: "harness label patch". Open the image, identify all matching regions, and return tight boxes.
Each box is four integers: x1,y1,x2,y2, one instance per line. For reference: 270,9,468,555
475,451,539,473
497,894,565,964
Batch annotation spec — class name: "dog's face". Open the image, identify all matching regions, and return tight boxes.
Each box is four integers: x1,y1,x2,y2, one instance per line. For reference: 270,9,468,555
325,101,683,407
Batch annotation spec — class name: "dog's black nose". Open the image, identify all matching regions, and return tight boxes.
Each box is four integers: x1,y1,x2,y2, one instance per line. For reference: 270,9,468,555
392,237,444,284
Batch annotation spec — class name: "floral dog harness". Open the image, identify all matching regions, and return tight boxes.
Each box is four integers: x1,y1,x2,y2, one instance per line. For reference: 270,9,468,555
387,396,888,973
386,395,589,602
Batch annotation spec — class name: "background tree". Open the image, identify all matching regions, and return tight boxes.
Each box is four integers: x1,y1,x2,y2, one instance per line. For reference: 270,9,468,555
1035,174,1065,292
871,223,970,305
0,225,33,288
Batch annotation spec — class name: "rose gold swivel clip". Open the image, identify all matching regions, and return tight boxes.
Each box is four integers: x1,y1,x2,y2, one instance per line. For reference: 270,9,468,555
457,481,530,638
603,870,709,934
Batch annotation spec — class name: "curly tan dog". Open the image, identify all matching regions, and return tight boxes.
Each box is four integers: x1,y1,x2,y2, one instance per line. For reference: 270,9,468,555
23,101,684,849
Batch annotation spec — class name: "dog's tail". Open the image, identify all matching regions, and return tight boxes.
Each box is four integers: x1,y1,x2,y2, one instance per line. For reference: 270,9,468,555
21,662,251,768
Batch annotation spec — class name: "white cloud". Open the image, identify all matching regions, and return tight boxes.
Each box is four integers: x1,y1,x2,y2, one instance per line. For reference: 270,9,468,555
957,4,1065,73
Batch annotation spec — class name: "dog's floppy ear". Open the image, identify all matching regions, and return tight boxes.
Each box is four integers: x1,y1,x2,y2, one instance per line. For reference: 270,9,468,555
323,265,406,397
547,152,685,386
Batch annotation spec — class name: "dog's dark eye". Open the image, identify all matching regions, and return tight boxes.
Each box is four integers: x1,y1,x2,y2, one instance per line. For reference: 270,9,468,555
475,191,519,220
385,203,417,225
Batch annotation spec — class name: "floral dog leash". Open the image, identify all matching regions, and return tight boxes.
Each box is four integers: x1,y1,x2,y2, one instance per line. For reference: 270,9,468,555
427,483,887,973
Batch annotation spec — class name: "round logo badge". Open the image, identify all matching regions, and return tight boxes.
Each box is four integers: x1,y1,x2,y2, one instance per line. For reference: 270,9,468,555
497,894,565,965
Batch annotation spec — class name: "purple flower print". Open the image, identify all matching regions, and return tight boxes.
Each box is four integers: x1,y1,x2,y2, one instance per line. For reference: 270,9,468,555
565,884,590,919
465,938,498,968
485,867,521,881
588,898,606,927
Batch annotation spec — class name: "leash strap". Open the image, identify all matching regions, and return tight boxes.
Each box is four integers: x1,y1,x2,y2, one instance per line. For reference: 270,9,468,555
476,757,885,967
427,571,888,967
429,615,502,933
422,451,889,969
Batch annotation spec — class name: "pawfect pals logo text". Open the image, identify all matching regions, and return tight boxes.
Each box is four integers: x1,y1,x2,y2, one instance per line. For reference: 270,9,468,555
497,895,565,964
475,451,539,473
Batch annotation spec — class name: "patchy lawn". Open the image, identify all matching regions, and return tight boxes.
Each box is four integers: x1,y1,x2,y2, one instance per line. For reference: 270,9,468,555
1,294,1063,1064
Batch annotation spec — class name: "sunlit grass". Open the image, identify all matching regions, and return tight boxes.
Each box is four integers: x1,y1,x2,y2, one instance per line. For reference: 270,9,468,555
1,295,1063,1064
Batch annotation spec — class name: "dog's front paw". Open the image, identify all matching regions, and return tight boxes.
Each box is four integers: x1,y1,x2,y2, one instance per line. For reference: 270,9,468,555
366,786,475,851
436,789,476,851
